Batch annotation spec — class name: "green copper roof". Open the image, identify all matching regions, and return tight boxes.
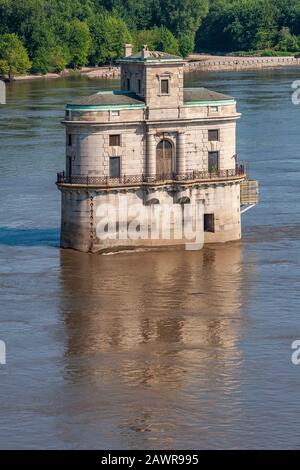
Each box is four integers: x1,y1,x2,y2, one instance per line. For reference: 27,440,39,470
184,88,234,102
66,88,235,111
67,91,144,106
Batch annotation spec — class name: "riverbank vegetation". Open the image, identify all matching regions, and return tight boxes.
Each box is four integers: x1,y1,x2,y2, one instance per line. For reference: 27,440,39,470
1,0,300,78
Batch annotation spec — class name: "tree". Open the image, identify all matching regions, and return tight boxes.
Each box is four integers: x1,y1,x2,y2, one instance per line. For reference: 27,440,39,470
100,0,158,30
133,29,159,51
226,0,277,51
255,28,276,50
64,19,91,68
4,0,300,63
178,32,195,57
0,33,31,79
32,45,69,74
133,26,179,55
275,26,299,51
156,26,179,55
159,0,208,38
274,0,300,36
198,0,278,52
89,12,131,65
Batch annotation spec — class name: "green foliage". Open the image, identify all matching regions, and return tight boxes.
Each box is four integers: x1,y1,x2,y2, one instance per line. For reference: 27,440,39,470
32,45,69,74
64,19,92,68
255,28,276,50
2,0,300,77
100,0,158,30
197,0,300,53
156,27,180,55
0,59,9,75
159,0,209,37
0,33,31,78
199,0,278,52
89,12,131,65
275,27,299,52
133,26,179,55
178,32,195,57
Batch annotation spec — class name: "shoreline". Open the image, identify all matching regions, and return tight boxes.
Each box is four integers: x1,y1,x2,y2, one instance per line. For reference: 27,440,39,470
186,53,300,72
8,54,300,82
11,66,120,82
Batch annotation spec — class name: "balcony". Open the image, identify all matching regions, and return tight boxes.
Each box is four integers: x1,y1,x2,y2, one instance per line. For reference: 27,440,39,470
56,164,246,189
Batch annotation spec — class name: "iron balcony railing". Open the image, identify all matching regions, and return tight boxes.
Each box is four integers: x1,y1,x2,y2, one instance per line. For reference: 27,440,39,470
57,164,246,187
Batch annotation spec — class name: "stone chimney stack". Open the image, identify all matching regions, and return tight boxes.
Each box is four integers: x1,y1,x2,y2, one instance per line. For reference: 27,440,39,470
141,45,150,59
124,44,133,57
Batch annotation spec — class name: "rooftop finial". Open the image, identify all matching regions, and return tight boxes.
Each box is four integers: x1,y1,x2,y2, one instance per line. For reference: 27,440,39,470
142,45,150,59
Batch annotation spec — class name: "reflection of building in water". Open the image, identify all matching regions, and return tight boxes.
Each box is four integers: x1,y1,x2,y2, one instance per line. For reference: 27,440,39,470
60,244,245,357
58,243,252,447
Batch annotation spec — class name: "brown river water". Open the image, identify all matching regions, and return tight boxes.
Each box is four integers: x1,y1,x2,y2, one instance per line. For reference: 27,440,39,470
0,69,300,449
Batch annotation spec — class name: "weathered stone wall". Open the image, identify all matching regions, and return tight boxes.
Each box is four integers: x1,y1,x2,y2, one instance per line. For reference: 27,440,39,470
185,56,300,72
59,182,241,253
121,62,146,97
66,124,146,177
65,117,237,178
145,63,184,109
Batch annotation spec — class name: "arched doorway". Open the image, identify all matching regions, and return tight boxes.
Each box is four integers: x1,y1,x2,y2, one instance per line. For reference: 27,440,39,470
156,140,173,176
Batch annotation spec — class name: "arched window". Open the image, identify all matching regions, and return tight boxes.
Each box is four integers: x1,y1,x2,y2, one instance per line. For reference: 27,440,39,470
156,140,173,176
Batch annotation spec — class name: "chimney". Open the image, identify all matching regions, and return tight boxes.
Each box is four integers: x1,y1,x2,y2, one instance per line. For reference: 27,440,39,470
141,45,150,59
124,44,132,58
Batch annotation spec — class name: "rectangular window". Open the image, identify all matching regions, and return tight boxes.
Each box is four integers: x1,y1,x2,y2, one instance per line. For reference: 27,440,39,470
138,79,141,94
126,78,130,91
210,105,219,113
109,134,121,146
161,79,169,94
204,214,215,233
111,110,120,117
109,157,121,178
208,151,219,172
208,129,219,141
68,134,72,146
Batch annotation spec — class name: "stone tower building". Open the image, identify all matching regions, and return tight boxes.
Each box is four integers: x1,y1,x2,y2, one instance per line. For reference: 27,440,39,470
57,45,257,253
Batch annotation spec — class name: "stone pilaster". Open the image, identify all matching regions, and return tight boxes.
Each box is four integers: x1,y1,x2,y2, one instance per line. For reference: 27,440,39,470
177,131,185,176
146,132,156,177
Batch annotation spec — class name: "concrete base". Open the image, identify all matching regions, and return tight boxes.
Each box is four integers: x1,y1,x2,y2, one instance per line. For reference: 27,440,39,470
59,182,242,253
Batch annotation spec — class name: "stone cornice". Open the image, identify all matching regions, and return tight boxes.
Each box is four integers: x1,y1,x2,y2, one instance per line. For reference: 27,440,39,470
62,114,240,128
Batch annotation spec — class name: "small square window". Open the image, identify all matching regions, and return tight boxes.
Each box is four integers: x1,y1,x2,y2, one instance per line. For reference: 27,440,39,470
111,110,120,117
208,129,219,141
109,157,120,178
204,214,215,232
208,151,219,172
68,134,72,146
109,134,121,146
161,79,169,94
210,105,219,113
